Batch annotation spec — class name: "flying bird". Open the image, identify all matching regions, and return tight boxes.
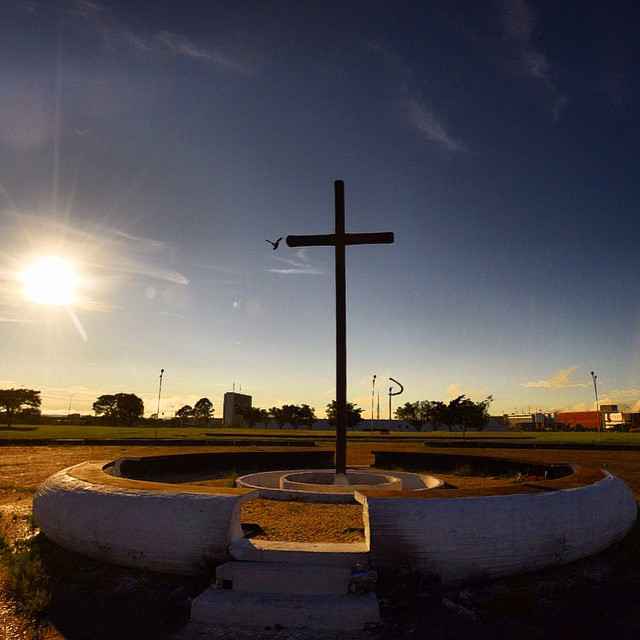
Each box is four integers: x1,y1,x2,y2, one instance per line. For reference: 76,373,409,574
265,237,283,250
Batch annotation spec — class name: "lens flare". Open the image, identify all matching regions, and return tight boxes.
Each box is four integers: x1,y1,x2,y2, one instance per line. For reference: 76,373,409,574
21,256,78,305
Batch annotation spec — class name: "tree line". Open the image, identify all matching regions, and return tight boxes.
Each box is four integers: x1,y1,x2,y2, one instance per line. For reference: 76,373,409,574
395,395,493,432
237,401,363,428
0,386,491,431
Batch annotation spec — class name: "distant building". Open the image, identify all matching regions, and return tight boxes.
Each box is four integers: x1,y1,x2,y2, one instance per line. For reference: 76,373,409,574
504,413,554,430
554,411,601,430
554,407,633,430
222,392,252,427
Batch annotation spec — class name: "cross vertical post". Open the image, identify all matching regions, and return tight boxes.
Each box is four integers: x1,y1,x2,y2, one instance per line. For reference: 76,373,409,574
334,180,347,475
286,180,394,478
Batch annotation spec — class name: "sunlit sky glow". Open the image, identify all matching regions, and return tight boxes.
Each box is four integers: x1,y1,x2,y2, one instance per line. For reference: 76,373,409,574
1,1,639,417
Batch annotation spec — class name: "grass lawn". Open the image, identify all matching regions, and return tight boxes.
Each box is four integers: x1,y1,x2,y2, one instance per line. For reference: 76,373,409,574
2,423,640,446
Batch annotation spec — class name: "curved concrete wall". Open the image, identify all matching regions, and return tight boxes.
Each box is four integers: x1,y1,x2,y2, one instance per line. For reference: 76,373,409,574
33,462,255,576
357,471,637,585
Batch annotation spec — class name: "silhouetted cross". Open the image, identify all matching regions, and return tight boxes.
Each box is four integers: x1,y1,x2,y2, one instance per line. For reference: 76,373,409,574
286,180,394,475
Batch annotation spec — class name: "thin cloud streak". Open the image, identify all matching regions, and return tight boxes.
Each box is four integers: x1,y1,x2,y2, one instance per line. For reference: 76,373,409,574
407,99,466,152
500,0,567,120
268,249,324,276
523,366,589,389
24,0,253,74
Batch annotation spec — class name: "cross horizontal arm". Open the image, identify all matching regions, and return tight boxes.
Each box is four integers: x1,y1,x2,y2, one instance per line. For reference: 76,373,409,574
287,234,335,247
344,232,394,245
286,232,394,248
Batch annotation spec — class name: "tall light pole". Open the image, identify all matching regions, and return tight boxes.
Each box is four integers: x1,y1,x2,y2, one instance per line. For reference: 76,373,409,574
371,374,376,422
155,368,164,440
590,370,601,433
67,394,74,416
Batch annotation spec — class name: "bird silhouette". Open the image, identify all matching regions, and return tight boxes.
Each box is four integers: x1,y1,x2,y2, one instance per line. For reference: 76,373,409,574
265,237,283,250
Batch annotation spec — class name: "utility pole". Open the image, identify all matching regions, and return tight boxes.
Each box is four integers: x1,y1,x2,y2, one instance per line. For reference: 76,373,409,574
591,371,601,433
371,375,376,422
377,393,380,419
155,368,164,440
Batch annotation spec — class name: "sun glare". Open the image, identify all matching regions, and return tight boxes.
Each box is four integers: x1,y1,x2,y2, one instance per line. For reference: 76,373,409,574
21,256,78,305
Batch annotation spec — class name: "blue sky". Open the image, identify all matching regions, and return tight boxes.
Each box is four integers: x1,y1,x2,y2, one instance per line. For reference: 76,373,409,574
1,0,639,417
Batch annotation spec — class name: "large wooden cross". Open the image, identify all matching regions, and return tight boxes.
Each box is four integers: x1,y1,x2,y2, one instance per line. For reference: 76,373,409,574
287,180,394,475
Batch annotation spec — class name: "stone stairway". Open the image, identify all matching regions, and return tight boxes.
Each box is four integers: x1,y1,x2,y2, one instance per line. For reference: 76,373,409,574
186,539,380,632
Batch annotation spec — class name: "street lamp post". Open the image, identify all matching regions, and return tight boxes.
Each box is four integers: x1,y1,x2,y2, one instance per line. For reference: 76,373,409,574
155,368,164,440
371,375,376,422
590,370,601,433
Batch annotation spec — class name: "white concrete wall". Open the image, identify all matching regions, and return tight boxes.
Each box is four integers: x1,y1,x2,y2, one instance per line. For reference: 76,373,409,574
33,463,253,575
357,472,637,584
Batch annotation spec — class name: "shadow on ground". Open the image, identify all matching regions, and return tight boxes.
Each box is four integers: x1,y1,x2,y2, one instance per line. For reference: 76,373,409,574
28,505,640,640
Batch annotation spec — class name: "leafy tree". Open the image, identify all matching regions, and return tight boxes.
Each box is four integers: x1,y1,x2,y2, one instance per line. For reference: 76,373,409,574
193,398,213,423
430,400,455,431
280,404,299,426
176,405,193,418
114,393,144,425
430,395,493,433
296,404,316,427
395,400,433,430
92,393,144,425
238,406,269,427
457,395,493,434
269,406,285,427
175,405,193,424
264,404,317,428
0,389,41,427
93,395,117,421
326,401,362,428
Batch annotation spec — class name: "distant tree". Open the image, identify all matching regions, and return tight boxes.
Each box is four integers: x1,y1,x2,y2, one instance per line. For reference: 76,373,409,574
430,400,455,431
92,393,144,425
193,398,214,423
238,406,269,427
296,404,316,428
326,401,362,428
0,389,41,427
457,395,493,434
175,405,194,424
269,406,285,427
395,401,433,430
114,393,144,425
430,395,493,433
93,394,117,421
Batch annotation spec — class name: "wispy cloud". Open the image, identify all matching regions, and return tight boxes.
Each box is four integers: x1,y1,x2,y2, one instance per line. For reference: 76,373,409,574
24,1,253,74
368,41,466,152
500,0,567,120
407,99,466,152
268,249,324,276
523,366,589,389
154,31,251,74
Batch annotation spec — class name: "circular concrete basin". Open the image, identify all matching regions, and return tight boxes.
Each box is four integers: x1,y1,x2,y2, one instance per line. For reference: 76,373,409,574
280,470,402,493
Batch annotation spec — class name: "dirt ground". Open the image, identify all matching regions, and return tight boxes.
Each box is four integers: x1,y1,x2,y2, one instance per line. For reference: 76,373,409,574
2,442,640,639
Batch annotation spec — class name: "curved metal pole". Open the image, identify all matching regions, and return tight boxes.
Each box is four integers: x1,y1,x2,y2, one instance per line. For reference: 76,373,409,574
388,377,404,421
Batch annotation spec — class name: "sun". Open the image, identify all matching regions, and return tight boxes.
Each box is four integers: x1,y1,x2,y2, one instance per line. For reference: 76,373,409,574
21,256,79,305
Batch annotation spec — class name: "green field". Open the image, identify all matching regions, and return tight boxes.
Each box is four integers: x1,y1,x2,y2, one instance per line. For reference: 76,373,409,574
1,423,640,446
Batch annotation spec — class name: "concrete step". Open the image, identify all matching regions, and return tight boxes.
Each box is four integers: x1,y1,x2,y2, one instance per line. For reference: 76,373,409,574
229,537,370,567
189,588,380,631
216,560,352,595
